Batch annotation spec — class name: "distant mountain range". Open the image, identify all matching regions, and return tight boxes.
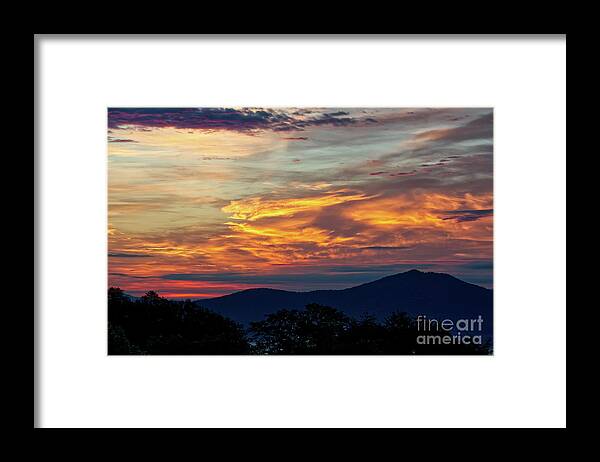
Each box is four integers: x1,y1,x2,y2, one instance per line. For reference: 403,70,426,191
194,270,493,336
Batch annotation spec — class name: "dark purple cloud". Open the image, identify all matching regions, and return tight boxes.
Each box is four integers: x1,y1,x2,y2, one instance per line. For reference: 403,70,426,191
441,209,493,222
323,111,350,117
389,170,418,177
108,108,378,133
109,272,154,279
108,108,289,130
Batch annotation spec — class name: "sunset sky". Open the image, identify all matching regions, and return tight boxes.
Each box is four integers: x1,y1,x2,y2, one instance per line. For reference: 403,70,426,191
108,108,493,298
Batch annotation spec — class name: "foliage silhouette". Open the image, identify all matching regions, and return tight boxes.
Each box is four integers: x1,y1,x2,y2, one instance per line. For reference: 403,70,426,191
108,288,491,355
248,303,351,354
249,303,491,355
108,288,249,354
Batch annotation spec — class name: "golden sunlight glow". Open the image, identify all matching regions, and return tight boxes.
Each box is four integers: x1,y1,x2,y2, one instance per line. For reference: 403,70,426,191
222,191,374,221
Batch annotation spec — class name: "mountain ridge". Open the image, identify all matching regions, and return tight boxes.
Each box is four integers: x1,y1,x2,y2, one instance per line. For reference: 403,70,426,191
193,269,493,335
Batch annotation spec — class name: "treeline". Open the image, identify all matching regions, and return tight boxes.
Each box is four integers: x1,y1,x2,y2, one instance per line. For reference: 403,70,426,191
108,288,491,355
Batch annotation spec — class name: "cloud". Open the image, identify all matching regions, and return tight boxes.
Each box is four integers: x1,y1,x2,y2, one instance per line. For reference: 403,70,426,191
109,272,153,279
108,108,378,133
108,138,138,143
389,170,417,177
441,209,493,222
359,246,412,250
222,191,372,221
326,264,437,274
159,272,368,286
414,113,493,143
108,107,288,131
108,252,152,258
460,261,493,270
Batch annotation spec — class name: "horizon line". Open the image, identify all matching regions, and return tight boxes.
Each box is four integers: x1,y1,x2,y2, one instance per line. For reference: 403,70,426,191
111,268,493,301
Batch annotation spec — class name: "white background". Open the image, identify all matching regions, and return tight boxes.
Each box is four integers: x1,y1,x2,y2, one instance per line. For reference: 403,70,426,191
36,35,566,428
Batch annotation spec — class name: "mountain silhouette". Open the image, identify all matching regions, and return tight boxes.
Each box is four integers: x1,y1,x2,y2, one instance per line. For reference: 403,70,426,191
195,270,493,337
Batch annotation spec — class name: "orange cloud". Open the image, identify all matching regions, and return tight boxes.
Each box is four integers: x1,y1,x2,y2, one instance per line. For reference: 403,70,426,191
222,190,373,221
346,193,492,229
109,190,493,285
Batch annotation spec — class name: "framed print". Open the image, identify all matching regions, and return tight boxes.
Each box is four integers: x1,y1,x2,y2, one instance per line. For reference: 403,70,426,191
107,107,494,355
35,35,566,428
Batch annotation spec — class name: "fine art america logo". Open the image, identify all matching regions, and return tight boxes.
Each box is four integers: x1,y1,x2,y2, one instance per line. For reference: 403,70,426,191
416,315,485,345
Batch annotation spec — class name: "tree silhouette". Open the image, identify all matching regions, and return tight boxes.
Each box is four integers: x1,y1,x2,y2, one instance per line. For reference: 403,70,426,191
248,309,307,354
249,305,491,355
108,323,132,354
108,288,250,355
336,313,387,354
249,304,351,354
108,288,492,355
383,312,420,354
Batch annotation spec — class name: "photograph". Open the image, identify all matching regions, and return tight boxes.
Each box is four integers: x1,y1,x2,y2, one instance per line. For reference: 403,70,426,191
36,34,566,429
108,107,494,355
